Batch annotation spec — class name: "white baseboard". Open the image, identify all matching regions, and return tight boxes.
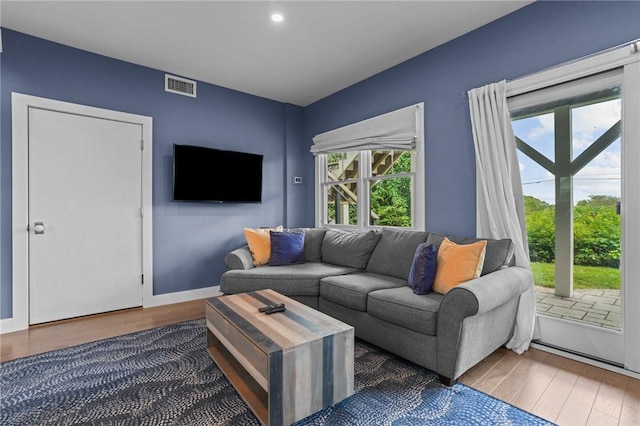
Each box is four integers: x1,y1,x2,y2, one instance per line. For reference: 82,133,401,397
530,342,640,380
0,285,222,334
0,317,26,334
143,285,222,308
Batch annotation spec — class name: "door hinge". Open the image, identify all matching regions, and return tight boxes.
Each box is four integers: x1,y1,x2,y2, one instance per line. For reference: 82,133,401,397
140,207,144,218
141,274,144,285
140,139,144,150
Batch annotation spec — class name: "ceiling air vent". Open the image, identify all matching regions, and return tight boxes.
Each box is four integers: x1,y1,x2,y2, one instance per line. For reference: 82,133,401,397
165,74,197,98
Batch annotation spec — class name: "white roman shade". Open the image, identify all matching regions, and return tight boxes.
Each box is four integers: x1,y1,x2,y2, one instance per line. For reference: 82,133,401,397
311,103,422,154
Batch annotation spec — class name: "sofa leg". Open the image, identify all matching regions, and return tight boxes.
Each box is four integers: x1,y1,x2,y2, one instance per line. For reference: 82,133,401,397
439,375,457,386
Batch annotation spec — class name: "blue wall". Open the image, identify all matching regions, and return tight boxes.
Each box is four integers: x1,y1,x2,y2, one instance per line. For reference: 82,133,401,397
2,1,639,320
303,0,640,236
284,104,308,227
0,29,305,319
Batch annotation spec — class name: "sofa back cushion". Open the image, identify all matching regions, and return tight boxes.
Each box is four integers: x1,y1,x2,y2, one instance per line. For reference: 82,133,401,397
426,232,514,276
321,229,381,270
291,228,327,262
366,228,428,280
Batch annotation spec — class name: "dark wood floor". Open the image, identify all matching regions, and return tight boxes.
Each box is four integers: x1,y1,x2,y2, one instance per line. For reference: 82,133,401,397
0,300,206,362
1,300,639,425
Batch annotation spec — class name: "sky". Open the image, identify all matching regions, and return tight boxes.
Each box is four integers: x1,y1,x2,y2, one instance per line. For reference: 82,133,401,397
511,98,621,205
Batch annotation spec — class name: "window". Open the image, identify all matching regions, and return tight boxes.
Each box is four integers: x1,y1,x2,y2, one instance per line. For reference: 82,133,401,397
313,104,424,230
326,151,359,226
369,150,413,227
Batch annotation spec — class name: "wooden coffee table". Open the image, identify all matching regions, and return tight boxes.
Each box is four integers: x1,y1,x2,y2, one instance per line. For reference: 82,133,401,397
205,289,354,426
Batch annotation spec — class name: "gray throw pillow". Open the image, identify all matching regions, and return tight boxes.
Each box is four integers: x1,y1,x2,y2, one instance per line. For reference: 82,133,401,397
321,229,381,270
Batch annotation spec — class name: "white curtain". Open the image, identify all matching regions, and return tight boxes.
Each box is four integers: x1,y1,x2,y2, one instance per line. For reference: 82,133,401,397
311,104,420,154
468,80,537,354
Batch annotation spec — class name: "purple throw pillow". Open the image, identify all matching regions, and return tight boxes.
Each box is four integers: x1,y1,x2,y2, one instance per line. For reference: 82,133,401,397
269,231,305,266
408,243,437,295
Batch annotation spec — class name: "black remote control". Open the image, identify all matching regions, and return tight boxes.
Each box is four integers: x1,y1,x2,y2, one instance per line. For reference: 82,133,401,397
259,303,285,313
265,305,286,314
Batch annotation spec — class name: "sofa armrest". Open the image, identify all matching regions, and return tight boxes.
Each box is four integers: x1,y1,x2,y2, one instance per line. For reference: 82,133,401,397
448,266,532,315
436,266,533,379
224,246,255,270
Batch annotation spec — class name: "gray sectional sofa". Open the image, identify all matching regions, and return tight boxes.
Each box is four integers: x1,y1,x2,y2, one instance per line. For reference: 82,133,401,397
220,227,532,385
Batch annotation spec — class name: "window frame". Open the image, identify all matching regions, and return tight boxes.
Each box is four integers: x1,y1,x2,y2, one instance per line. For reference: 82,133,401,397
314,105,425,231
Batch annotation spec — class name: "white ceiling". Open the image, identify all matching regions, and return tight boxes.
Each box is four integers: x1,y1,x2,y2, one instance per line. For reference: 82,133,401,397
1,1,532,106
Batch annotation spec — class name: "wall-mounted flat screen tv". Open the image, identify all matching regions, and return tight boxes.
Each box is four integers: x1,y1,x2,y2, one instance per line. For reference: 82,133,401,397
173,144,263,203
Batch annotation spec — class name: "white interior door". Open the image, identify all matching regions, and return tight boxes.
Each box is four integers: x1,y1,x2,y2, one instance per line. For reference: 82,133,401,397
28,108,143,324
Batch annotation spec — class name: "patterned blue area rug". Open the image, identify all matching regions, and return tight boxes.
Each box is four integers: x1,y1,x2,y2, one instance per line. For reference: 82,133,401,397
1,319,554,425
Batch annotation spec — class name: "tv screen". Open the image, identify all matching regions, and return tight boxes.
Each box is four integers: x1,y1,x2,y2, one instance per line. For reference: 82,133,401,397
173,144,263,203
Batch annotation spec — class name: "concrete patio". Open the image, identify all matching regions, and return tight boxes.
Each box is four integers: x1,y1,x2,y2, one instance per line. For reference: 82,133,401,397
535,286,621,330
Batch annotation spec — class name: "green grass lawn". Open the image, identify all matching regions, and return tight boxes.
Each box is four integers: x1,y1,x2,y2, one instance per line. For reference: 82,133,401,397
531,262,620,290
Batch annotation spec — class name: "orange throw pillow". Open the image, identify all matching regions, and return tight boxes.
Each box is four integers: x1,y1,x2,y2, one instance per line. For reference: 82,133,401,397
433,237,487,294
244,226,283,266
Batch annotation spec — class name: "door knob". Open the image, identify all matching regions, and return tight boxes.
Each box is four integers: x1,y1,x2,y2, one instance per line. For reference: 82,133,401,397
34,222,45,234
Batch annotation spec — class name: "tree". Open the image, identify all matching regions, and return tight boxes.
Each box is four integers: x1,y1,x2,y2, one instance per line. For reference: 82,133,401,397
573,195,620,267
576,195,618,208
524,194,620,267
370,178,411,226
524,195,552,213
523,195,555,262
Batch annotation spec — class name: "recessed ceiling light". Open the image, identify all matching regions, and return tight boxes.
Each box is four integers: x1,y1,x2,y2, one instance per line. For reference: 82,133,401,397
271,13,284,23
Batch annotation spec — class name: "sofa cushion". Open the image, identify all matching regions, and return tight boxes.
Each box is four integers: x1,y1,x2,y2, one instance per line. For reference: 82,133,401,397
321,229,381,270
368,287,444,336
220,263,358,296
320,272,406,312
291,228,327,262
244,226,283,266
269,231,305,266
408,243,437,295
366,228,428,280
433,238,487,294
426,232,514,276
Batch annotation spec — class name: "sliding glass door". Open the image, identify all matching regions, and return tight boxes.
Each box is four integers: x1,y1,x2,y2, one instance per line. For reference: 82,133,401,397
508,55,640,372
